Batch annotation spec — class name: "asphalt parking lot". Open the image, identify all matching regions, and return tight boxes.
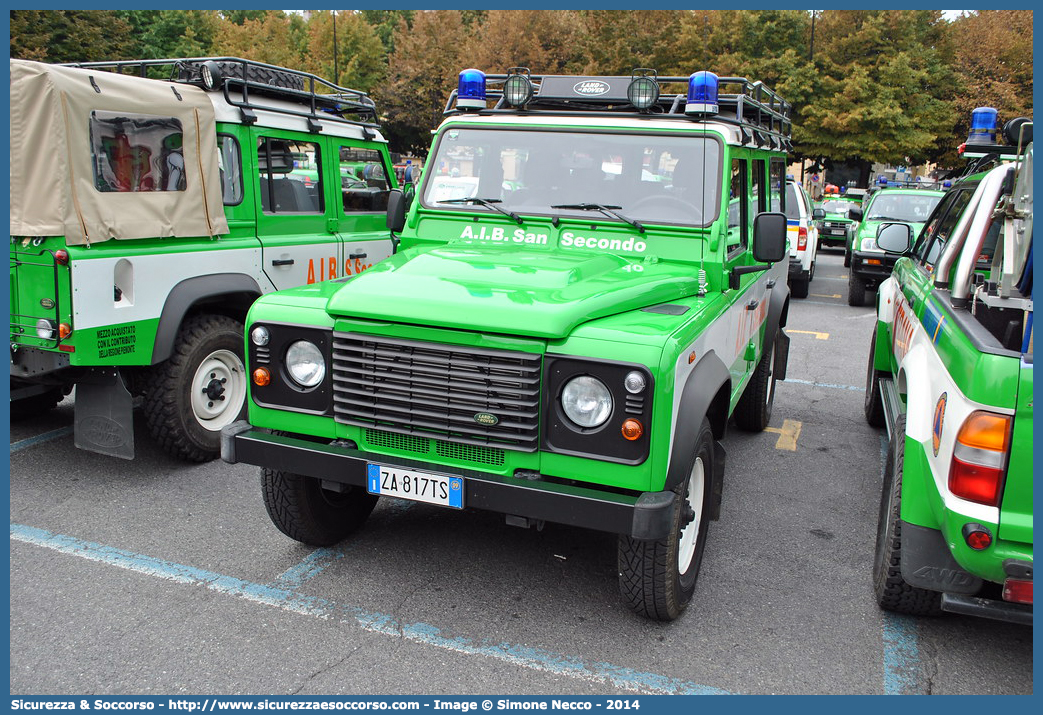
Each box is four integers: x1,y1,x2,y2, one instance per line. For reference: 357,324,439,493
8,250,1033,696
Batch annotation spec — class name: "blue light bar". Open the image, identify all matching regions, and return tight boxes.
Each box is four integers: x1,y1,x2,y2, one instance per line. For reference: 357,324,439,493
457,68,487,110
943,180,952,188
878,176,888,185
685,71,719,115
966,106,998,145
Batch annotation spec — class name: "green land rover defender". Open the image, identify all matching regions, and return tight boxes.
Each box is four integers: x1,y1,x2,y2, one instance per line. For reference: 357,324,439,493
10,58,398,461
865,113,1033,624
222,68,795,620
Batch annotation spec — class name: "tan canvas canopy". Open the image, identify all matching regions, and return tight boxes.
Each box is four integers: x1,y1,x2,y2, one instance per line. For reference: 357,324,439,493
10,59,228,244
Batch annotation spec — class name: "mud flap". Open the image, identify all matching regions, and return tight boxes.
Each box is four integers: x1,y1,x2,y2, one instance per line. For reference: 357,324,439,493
900,521,982,595
709,440,726,520
74,369,135,459
773,330,790,382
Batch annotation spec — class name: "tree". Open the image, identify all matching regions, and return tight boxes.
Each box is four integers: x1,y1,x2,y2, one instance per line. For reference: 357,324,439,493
468,11,586,75
11,10,133,63
360,10,415,55
576,10,685,76
796,11,955,183
942,10,1033,165
300,11,387,92
125,10,221,58
375,11,470,154
212,12,303,69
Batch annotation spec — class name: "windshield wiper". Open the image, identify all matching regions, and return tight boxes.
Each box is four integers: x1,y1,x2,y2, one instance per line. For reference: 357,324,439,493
551,203,645,234
440,197,522,224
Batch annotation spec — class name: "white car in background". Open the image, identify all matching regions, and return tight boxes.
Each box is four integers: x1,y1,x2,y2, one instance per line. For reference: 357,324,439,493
785,179,824,298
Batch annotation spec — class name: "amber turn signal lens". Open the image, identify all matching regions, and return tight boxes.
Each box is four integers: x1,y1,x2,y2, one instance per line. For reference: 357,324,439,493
58,323,72,339
957,411,1011,452
252,367,271,387
621,418,644,441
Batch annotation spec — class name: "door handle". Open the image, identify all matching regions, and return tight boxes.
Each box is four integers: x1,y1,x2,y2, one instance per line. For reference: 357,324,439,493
746,299,760,310
348,252,368,260
271,259,294,266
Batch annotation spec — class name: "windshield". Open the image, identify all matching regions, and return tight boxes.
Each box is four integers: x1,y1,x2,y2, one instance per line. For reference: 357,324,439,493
821,199,855,214
421,127,721,228
866,193,942,223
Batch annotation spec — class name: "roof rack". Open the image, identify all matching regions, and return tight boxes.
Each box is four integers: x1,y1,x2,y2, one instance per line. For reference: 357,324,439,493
442,72,792,151
61,57,380,133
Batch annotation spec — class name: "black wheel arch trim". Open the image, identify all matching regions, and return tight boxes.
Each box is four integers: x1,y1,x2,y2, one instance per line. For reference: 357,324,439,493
152,273,262,364
665,350,730,518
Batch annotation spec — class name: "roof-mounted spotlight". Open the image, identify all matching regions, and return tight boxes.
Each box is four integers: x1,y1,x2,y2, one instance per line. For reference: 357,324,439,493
199,60,223,91
685,71,719,116
456,68,487,110
966,106,998,145
1002,116,1033,147
627,69,660,111
503,67,533,108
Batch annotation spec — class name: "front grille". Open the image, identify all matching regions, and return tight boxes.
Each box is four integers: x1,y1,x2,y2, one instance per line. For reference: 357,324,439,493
334,333,541,452
363,428,506,467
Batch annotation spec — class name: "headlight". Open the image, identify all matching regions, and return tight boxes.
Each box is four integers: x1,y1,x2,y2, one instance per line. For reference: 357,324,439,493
861,237,879,252
36,319,55,340
561,375,613,428
286,340,325,388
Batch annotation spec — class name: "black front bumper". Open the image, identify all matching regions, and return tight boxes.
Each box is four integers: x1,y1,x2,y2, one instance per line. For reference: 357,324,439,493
850,251,898,283
221,421,676,541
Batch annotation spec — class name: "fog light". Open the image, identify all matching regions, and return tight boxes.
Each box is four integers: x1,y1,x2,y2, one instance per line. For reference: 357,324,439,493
35,319,55,340
621,418,644,441
253,367,271,387
962,523,993,551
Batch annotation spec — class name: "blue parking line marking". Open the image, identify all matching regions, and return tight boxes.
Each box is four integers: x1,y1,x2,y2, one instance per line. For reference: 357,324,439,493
783,378,862,392
272,547,344,590
10,522,732,695
10,426,74,453
882,614,922,694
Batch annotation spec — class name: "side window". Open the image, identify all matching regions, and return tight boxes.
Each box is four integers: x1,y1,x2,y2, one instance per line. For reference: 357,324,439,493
217,135,243,206
340,146,392,213
784,183,801,220
752,159,767,215
769,159,785,213
90,111,185,192
727,158,748,253
257,137,323,214
918,189,973,269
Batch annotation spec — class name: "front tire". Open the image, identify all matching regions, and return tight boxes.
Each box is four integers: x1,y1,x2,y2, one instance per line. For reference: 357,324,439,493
873,415,943,616
144,314,248,462
848,272,867,306
617,418,714,621
262,468,378,546
734,334,777,432
864,330,886,428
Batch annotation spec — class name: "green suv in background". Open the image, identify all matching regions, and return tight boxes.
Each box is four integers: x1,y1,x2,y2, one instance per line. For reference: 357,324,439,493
9,58,398,460
223,68,796,621
816,191,864,249
846,186,944,306
865,115,1033,624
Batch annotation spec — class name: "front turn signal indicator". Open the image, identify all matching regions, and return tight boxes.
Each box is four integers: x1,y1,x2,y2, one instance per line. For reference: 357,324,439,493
252,367,271,387
621,419,644,441
58,323,72,339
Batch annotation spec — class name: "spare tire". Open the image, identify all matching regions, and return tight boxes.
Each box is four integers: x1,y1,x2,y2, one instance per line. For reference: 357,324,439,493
183,61,305,91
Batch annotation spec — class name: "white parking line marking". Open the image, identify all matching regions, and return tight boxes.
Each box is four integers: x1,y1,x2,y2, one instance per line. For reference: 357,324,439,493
10,523,731,695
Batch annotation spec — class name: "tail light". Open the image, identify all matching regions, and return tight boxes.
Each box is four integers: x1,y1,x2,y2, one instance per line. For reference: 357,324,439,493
797,227,808,250
948,411,1011,507
1003,579,1033,604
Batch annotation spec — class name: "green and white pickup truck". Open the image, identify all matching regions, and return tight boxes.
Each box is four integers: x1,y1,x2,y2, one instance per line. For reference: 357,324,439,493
865,115,1033,624
222,68,796,620
10,58,398,460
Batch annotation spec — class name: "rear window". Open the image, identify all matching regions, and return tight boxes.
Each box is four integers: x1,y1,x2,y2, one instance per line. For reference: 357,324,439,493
90,111,185,193
785,183,802,220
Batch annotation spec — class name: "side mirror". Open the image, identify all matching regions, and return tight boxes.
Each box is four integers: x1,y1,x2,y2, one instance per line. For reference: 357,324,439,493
812,208,826,220
752,212,788,263
876,222,914,254
848,206,863,221
386,189,406,233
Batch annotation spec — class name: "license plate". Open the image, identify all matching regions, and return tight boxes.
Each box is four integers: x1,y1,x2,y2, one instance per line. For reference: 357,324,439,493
830,229,846,235
366,464,464,509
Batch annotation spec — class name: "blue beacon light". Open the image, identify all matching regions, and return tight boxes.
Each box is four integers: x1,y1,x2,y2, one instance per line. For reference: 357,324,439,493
966,106,998,145
685,71,719,116
457,69,487,110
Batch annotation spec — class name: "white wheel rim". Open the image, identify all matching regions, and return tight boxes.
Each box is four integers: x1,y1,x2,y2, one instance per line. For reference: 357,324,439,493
190,349,246,431
677,457,705,573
